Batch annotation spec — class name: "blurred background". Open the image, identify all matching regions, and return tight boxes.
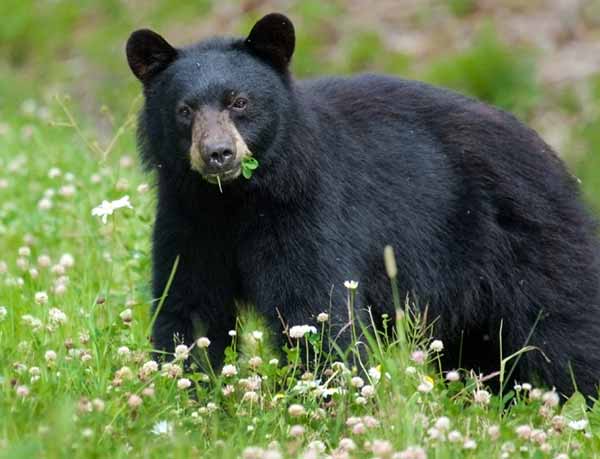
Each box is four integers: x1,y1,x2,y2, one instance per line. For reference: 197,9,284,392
1,0,600,210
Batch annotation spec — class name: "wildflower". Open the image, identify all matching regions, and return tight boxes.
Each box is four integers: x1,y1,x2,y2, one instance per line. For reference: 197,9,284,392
487,425,500,440
38,198,53,210
120,155,134,168
59,253,74,268
446,370,460,382
351,376,364,388
48,308,67,325
251,330,263,341
141,360,158,377
44,350,57,364
243,391,259,403
0,306,7,321
128,394,142,409
221,364,238,377
18,246,31,257
396,445,427,459
174,344,189,361
568,419,588,431
355,396,367,405
473,389,491,405
91,195,133,224
463,438,477,450
161,363,182,379
515,424,532,439
363,416,379,428
542,390,560,407
269,358,279,366
34,291,48,305
289,425,305,437
551,415,566,432
92,398,105,412
119,308,132,323
16,258,28,271
371,439,393,457
352,422,366,435
137,183,150,194
288,404,306,417
177,378,192,390
117,346,131,359
142,386,155,398
344,280,358,290
228,330,237,337
361,385,376,398
405,366,417,375
448,431,462,443
338,438,356,451
529,388,543,400
317,312,329,322
289,324,317,338
16,385,30,398
411,350,426,364
521,383,532,391
59,185,76,197
417,376,434,393
435,417,451,431
248,356,263,369
429,340,444,352
48,167,61,178
196,337,211,348
222,385,235,396
116,366,134,380
28,268,39,278
368,366,381,384
151,420,173,436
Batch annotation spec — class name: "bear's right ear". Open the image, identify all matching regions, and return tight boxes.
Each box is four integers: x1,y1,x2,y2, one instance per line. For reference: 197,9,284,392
126,29,178,83
245,13,295,72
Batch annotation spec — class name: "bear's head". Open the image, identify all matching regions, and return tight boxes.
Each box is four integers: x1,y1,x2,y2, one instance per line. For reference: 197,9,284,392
126,13,296,187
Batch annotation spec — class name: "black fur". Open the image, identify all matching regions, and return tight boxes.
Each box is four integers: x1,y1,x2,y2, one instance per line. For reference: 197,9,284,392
127,14,600,397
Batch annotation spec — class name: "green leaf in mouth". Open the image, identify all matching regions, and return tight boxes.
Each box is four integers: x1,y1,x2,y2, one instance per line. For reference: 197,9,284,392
241,155,259,179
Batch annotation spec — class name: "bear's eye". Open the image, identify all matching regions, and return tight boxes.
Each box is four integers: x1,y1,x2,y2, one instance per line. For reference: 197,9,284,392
230,97,248,111
177,105,192,120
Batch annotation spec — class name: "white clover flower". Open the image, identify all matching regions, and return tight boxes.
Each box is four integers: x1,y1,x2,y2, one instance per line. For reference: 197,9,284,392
463,438,477,450
446,370,460,382
515,424,532,439
37,198,53,210
405,366,417,375
289,425,305,437
44,350,57,363
0,306,7,321
338,438,356,451
368,366,381,384
196,337,211,348
150,421,173,435
361,384,376,398
396,446,427,459
435,416,451,431
542,390,560,407
141,360,158,375
48,167,61,179
487,425,500,440
59,185,76,197
521,383,532,391
343,280,358,290
417,376,434,393
448,430,463,443
119,308,132,323
350,376,364,388
371,440,393,457
18,246,31,257
248,356,263,369
59,253,74,268
117,346,130,358
48,308,67,325
429,339,444,352
269,358,279,366
242,391,259,403
228,330,237,336
411,350,426,364
251,330,263,341
174,344,189,361
137,183,150,194
34,291,48,305
288,324,317,339
288,404,306,417
473,389,491,405
221,364,238,377
128,394,142,409
568,419,588,431
177,378,192,390
91,195,133,224
317,312,329,322
16,385,30,398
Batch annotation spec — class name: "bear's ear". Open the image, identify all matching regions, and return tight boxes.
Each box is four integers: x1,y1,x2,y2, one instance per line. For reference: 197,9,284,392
126,29,178,83
245,13,295,72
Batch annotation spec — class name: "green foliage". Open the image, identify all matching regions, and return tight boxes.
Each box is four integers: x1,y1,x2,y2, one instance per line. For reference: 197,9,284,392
446,0,477,17
425,25,540,117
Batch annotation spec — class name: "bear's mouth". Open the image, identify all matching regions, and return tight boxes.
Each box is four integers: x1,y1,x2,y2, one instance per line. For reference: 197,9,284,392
203,166,242,185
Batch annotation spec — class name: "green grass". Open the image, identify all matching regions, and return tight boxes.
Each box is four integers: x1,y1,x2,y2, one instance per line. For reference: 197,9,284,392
1,100,600,458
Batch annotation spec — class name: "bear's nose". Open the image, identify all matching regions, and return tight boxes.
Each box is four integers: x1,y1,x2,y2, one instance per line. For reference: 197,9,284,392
203,143,234,170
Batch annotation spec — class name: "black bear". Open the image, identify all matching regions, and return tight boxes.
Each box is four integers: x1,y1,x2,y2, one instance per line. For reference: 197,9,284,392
126,13,600,397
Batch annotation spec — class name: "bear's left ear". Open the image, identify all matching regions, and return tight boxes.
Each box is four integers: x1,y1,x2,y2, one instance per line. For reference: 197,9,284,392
245,13,295,72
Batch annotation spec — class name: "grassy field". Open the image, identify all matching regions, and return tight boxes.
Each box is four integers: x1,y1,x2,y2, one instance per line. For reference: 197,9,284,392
2,1,600,458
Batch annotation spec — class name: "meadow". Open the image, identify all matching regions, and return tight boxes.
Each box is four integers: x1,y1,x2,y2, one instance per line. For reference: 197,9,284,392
1,1,600,458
